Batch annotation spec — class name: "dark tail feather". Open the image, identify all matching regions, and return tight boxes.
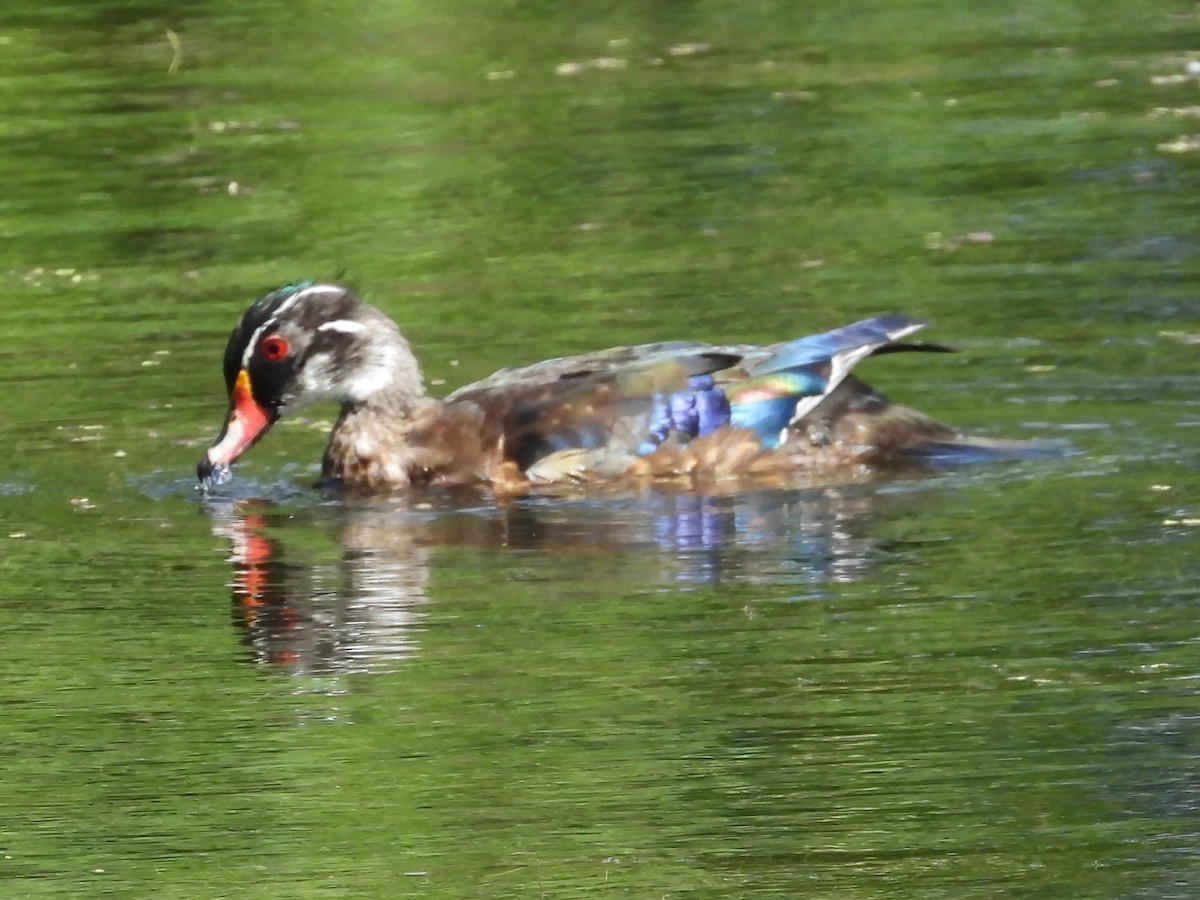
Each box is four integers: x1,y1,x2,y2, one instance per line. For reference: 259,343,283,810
895,436,1076,467
869,341,956,357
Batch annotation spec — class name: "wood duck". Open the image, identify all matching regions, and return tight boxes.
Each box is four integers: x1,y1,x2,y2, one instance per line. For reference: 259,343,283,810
197,282,1043,493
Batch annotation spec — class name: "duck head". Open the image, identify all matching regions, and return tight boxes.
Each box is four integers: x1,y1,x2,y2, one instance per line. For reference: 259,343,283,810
197,283,423,487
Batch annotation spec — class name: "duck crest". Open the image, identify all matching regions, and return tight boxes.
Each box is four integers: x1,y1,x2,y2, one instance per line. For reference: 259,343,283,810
197,283,1059,493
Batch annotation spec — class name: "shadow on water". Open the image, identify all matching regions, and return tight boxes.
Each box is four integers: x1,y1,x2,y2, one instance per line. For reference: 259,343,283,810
200,480,901,675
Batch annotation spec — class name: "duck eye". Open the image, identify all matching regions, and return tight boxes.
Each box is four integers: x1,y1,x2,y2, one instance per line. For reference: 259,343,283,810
260,335,290,362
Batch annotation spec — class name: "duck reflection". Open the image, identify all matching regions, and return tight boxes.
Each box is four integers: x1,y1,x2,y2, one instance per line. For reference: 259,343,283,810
206,497,432,674
203,483,885,675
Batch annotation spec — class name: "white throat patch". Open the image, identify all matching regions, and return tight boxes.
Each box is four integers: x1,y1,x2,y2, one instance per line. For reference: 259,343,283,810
317,319,368,335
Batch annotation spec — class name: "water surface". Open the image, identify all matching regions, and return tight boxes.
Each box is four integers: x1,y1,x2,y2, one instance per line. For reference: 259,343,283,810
1,1,1197,897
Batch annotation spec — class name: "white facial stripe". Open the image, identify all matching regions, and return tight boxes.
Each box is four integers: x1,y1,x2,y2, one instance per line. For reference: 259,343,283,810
241,294,298,369
317,319,367,334
239,284,341,369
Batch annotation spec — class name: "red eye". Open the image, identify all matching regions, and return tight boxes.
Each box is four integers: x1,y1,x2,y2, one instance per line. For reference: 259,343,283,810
260,335,290,362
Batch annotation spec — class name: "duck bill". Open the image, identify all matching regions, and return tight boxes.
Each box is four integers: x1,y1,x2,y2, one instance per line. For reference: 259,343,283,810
197,369,274,486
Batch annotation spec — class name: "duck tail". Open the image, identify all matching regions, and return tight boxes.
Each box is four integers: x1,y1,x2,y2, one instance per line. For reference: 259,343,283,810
888,433,1076,467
